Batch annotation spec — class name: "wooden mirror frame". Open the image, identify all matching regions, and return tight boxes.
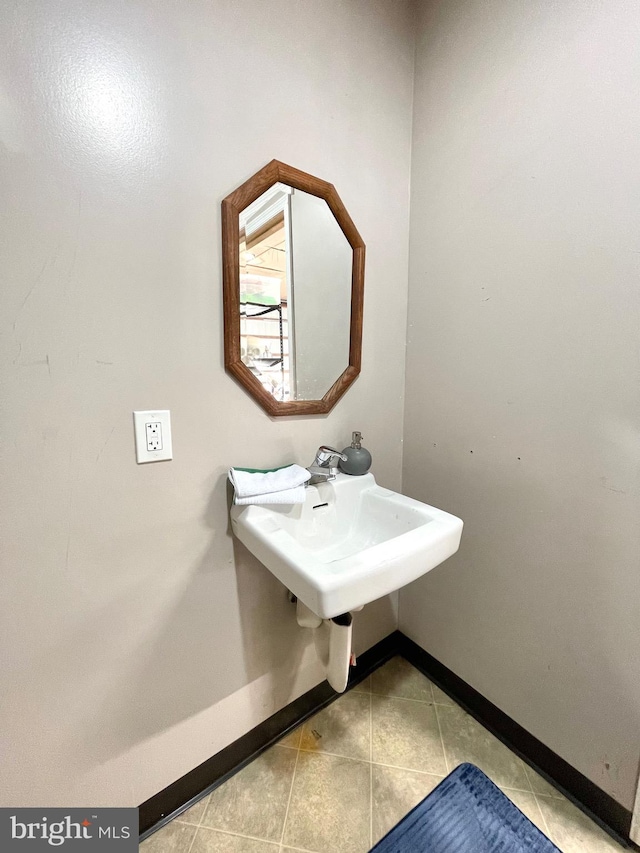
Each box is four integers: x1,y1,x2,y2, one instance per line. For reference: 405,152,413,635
222,160,365,416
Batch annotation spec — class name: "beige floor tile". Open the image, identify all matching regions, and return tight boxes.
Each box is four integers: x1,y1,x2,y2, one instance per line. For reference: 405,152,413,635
522,764,565,799
146,665,632,853
537,795,627,852
372,695,447,775
190,827,279,852
140,821,197,853
174,794,209,825
371,763,444,845
436,703,530,790
371,657,433,702
500,788,549,834
201,746,297,842
283,751,370,853
351,675,371,693
299,691,371,761
278,725,303,750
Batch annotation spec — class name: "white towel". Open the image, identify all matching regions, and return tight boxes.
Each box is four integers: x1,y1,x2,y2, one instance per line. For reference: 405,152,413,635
232,485,307,506
228,464,311,505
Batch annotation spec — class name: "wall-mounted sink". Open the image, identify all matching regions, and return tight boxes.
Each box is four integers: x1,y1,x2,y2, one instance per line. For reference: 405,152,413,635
230,472,463,619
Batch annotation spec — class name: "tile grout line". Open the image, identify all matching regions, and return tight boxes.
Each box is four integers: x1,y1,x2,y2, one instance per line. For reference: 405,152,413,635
288,739,451,780
183,791,208,853
279,730,303,849
278,842,323,853
371,762,447,782
371,691,455,707
369,687,373,850
530,792,553,839
291,744,447,777
520,761,560,837
193,825,285,848
432,689,450,775
297,745,370,760
519,759,537,795
502,785,556,797
513,757,555,837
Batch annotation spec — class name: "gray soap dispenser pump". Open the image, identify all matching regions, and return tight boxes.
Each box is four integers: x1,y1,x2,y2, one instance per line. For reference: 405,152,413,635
338,431,372,476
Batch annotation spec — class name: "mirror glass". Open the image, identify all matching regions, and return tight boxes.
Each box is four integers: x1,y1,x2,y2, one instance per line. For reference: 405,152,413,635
238,183,353,403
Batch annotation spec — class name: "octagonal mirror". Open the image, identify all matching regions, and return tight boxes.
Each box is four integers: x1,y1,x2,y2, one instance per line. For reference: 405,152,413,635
222,160,365,416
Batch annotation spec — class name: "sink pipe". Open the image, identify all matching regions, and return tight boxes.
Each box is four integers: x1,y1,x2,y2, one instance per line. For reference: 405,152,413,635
295,597,360,692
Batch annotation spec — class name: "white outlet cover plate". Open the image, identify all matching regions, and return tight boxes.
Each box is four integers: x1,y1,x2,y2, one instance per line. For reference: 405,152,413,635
133,410,173,463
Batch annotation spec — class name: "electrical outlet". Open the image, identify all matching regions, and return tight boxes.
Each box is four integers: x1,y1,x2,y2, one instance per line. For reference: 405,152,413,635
145,421,163,452
133,411,172,463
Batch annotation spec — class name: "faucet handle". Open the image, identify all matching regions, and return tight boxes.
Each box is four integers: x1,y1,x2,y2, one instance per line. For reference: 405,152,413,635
315,445,348,465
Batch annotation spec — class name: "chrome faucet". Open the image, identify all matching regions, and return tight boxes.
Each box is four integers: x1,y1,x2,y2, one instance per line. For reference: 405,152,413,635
307,445,348,484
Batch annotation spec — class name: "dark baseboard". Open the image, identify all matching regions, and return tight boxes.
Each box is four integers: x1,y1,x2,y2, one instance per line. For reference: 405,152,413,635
139,629,635,850
398,633,635,850
139,630,399,840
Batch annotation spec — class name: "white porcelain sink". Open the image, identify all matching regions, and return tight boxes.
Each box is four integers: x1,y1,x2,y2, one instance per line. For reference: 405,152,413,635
230,472,463,619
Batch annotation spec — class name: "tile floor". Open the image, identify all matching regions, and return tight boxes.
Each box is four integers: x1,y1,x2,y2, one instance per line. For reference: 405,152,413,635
141,657,628,853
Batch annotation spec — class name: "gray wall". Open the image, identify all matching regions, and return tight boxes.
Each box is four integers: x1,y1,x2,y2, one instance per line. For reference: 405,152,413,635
401,0,640,809
0,0,415,806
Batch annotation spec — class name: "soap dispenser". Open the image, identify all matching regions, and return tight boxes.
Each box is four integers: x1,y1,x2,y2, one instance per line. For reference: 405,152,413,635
338,431,372,476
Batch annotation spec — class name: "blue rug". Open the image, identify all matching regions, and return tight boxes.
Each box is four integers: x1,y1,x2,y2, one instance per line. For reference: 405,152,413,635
371,763,561,852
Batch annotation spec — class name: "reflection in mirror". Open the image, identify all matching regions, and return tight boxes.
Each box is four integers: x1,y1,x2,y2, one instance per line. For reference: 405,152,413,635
239,183,291,401
239,184,352,403
222,160,365,417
